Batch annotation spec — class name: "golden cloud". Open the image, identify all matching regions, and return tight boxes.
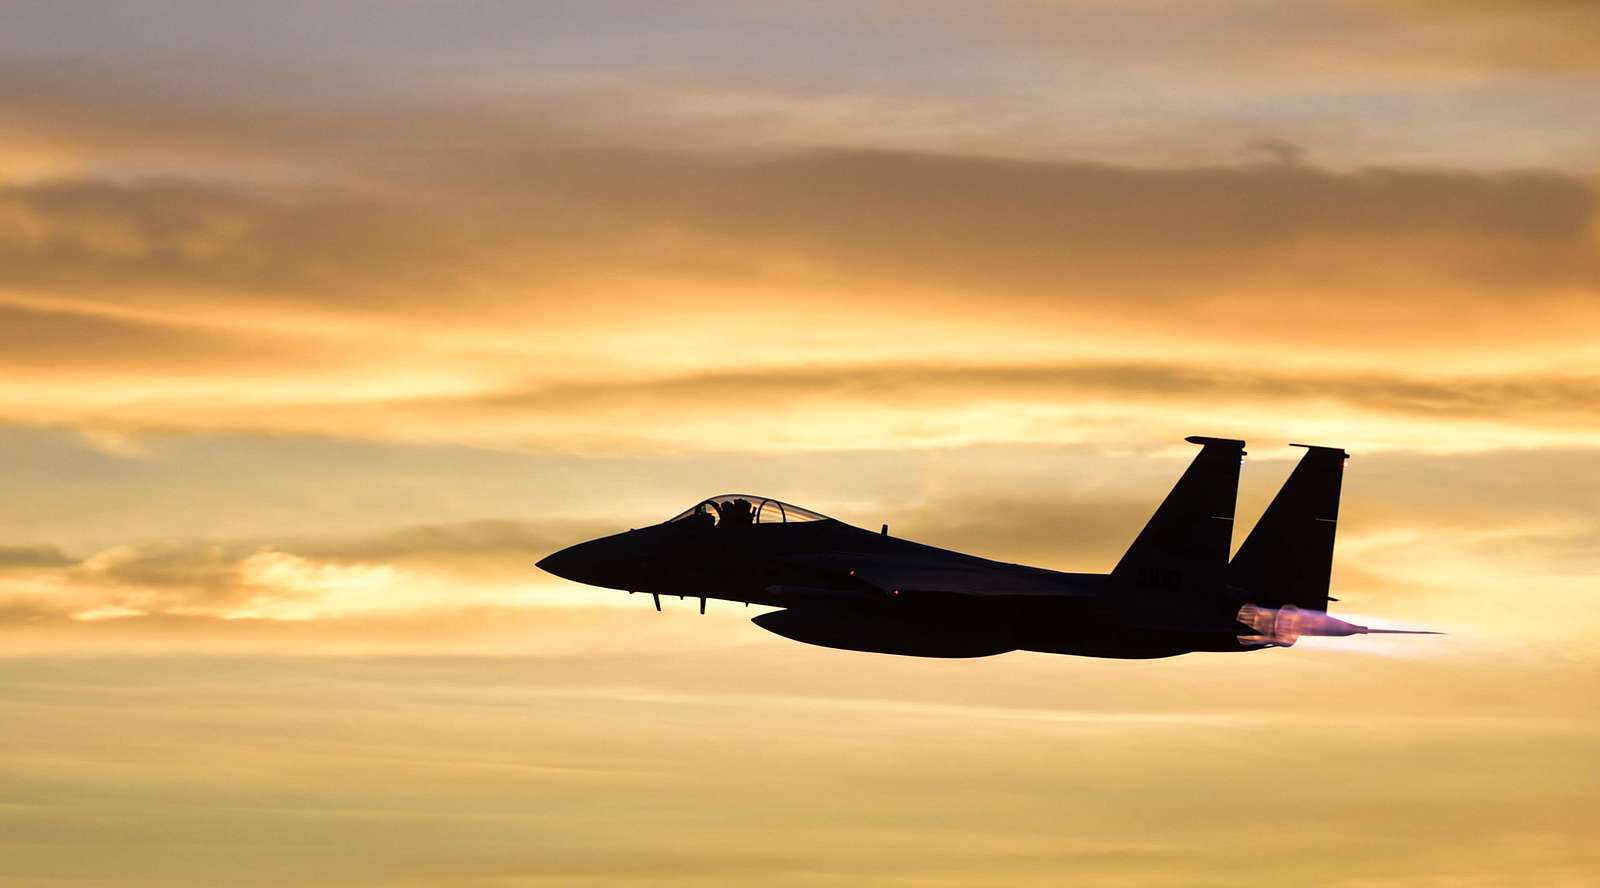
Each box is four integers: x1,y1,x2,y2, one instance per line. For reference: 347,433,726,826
0,146,1595,454
4,153,1594,314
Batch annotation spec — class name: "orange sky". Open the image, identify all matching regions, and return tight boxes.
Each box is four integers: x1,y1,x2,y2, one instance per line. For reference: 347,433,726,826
1,2,1598,885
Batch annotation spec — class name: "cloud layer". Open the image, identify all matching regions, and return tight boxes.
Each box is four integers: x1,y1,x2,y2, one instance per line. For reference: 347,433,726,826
1,147,1597,453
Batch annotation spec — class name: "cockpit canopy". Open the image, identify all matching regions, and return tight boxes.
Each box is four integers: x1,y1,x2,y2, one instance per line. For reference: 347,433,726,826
668,494,831,527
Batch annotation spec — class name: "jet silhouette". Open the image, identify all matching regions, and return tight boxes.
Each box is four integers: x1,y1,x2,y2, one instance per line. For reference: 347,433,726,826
537,437,1438,658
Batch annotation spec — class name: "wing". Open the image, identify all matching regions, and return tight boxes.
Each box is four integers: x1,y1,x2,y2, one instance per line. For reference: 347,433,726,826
785,553,1100,598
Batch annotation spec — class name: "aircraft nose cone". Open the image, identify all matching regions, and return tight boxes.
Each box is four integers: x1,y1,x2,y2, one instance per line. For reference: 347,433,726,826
536,545,585,582
536,529,659,591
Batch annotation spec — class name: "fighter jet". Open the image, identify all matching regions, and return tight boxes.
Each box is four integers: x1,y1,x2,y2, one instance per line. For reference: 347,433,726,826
537,437,1437,658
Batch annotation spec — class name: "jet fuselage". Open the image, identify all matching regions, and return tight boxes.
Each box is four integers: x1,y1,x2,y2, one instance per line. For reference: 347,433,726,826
538,438,1434,659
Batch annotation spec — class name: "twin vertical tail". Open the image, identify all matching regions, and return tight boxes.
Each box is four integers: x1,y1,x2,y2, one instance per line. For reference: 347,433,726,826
1113,436,1437,646
1228,443,1347,612
1111,436,1246,595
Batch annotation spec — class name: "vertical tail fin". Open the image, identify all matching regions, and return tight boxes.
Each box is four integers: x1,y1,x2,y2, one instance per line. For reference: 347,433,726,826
1112,436,1246,594
1228,444,1347,612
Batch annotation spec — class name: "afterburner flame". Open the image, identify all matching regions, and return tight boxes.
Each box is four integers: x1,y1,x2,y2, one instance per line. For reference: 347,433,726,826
1238,604,1365,647
1236,604,1442,647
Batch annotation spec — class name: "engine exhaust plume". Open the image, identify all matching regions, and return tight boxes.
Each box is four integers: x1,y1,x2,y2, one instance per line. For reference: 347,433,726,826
1236,604,1442,647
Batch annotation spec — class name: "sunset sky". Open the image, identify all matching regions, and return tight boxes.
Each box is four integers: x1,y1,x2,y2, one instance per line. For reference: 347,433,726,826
2,2,1598,885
